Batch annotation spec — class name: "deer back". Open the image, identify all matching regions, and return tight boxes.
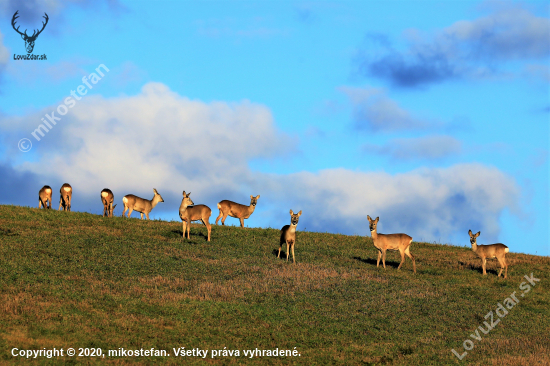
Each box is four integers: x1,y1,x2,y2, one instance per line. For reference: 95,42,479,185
101,189,114,205
373,233,412,251
475,243,508,258
218,200,251,217
39,186,52,200
181,204,211,222
124,194,152,213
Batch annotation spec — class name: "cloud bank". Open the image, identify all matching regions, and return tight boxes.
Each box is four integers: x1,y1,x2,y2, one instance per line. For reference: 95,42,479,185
0,82,520,244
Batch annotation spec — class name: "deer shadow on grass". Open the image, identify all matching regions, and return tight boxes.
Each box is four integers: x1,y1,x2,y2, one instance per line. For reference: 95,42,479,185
272,249,289,260
459,260,500,276
353,256,400,269
171,229,210,242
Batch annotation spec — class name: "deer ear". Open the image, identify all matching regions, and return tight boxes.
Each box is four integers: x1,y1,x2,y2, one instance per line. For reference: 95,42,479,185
188,192,191,196
367,215,372,221
250,195,253,199
256,195,260,199
153,188,158,193
182,191,186,196
468,230,472,236
375,217,379,223
297,210,302,216
476,231,480,237
289,209,294,215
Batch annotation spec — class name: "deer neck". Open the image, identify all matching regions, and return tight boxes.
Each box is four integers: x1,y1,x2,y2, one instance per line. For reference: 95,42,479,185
151,196,162,209
288,224,297,233
471,242,478,253
247,204,256,215
370,229,379,240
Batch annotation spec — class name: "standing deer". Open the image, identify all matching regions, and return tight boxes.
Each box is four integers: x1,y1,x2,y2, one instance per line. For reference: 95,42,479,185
367,215,416,273
179,191,212,241
58,183,72,212
278,210,302,263
38,185,52,209
122,188,164,220
101,188,117,217
215,195,260,228
468,230,509,279
12,11,49,54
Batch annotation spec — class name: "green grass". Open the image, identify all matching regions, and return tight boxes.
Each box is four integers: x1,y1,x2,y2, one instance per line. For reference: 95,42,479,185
0,204,549,365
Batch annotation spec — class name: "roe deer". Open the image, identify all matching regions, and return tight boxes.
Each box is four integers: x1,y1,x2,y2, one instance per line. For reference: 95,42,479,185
278,210,302,263
38,185,52,209
215,195,260,228
179,191,211,241
122,188,164,220
367,215,416,273
468,230,509,278
58,183,72,211
101,188,117,217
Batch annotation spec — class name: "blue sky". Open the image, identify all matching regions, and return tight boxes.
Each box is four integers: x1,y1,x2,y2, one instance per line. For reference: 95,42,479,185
0,0,548,256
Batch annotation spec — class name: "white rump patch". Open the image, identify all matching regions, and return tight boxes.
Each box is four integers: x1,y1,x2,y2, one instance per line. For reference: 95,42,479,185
45,189,51,194
122,197,128,204
63,187,71,192
505,247,509,253
101,192,109,198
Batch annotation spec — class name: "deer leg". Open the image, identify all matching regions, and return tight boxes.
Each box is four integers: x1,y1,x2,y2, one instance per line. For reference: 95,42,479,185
482,258,487,275
182,220,187,239
398,249,406,270
286,240,290,262
215,211,223,225
497,256,506,278
382,250,387,269
376,251,381,267
240,218,244,228
291,242,295,264
187,221,191,239
68,197,71,212
58,198,63,211
39,199,42,209
405,247,416,274
278,244,282,258
127,208,133,218
202,219,211,242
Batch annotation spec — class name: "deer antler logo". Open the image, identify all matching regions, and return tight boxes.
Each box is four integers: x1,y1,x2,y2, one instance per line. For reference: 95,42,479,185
12,10,49,54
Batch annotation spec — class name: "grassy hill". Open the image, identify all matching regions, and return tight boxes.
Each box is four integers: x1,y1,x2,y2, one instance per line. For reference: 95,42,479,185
0,204,548,365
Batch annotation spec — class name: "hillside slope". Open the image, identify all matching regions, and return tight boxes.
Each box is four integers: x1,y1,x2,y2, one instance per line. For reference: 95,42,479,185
0,205,548,365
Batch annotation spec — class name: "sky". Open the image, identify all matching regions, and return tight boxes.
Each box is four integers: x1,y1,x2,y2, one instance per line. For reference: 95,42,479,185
0,0,548,256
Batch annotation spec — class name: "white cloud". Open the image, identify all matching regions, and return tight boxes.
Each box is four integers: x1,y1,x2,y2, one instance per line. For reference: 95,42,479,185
0,83,520,244
254,163,520,243
1,82,294,206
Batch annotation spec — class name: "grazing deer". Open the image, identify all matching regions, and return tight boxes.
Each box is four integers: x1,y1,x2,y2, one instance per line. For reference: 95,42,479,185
179,191,212,241
38,185,52,209
468,230,509,279
367,215,416,273
58,183,72,212
122,188,164,220
278,210,302,263
101,188,117,217
215,195,260,228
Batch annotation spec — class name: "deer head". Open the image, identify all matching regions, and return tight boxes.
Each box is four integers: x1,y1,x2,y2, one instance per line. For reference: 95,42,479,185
12,11,49,54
